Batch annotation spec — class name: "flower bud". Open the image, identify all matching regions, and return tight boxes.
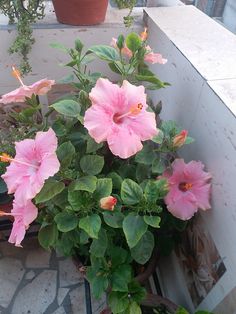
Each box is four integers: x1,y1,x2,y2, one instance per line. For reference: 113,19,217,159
173,130,188,148
100,196,117,211
140,27,148,41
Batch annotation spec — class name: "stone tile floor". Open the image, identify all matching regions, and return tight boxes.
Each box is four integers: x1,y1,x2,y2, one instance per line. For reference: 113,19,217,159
0,237,106,314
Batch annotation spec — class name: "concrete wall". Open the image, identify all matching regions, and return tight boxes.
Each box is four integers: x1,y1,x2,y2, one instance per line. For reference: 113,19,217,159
145,5,236,313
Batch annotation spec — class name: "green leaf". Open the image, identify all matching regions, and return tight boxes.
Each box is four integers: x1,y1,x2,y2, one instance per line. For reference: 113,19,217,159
93,178,112,200
152,156,166,174
50,42,68,52
129,302,142,314
91,275,109,299
185,136,195,144
108,62,123,74
123,214,148,248
89,45,119,61
52,189,68,209
108,292,129,314
136,74,166,89
57,141,75,167
103,212,124,228
0,179,7,193
151,130,164,144
110,246,128,267
57,232,75,256
80,230,89,244
144,215,161,228
107,172,123,190
68,190,82,210
80,155,104,175
111,264,132,292
135,145,156,165
86,137,103,153
79,214,101,239
128,281,146,303
175,307,189,314
90,228,108,258
54,212,78,232
135,163,150,183
131,231,154,265
121,179,143,205
50,100,81,117
70,176,97,193
144,180,163,203
38,223,58,249
126,32,142,53
35,180,65,204
52,120,67,137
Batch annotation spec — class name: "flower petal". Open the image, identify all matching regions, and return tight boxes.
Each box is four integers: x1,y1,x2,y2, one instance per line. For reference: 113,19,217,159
35,128,58,157
127,111,158,141
107,125,143,159
84,105,113,143
122,80,147,109
89,78,125,110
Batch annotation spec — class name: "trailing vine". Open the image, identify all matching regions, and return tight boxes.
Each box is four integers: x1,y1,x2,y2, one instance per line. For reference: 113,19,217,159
0,0,45,75
114,0,138,27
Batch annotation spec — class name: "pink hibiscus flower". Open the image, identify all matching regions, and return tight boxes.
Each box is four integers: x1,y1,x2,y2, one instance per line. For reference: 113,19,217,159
0,66,55,104
111,38,167,65
144,46,167,65
84,78,158,159
0,200,38,247
163,159,211,220
1,128,60,204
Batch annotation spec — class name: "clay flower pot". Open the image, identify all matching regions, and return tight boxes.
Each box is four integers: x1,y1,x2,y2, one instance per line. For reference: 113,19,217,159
52,0,109,26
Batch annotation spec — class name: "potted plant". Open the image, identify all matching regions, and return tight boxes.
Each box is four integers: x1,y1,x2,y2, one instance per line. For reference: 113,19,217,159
0,30,212,313
0,0,45,74
52,0,109,25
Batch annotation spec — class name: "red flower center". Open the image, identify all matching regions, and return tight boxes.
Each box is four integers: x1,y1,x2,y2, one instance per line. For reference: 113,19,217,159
179,182,193,192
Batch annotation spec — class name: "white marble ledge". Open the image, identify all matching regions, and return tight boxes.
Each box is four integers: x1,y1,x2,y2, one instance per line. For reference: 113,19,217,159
0,2,144,28
208,79,236,117
144,6,236,81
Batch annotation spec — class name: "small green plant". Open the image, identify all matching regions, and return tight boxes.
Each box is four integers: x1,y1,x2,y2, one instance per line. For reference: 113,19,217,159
0,0,45,74
114,0,138,27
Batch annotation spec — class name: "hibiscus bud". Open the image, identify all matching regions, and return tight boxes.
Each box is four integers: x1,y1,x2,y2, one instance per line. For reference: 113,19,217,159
100,196,117,211
173,130,188,148
0,153,12,163
140,27,148,41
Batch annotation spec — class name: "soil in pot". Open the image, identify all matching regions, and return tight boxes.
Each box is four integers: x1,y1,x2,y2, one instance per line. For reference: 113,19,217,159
52,0,109,26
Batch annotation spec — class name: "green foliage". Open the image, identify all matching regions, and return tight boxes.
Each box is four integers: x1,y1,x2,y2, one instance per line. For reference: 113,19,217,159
57,141,75,168
89,45,120,62
0,0,45,74
70,176,97,193
131,231,154,264
54,212,78,232
80,155,104,175
51,100,81,118
38,223,58,250
93,178,113,200
90,228,108,257
123,214,148,248
121,179,143,205
35,180,65,204
126,32,142,53
79,214,101,239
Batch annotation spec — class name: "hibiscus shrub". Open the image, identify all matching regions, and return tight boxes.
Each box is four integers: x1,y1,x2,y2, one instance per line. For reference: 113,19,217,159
0,30,211,314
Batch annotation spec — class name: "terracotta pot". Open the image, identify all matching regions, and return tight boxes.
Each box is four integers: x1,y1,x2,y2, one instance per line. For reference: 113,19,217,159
52,0,109,26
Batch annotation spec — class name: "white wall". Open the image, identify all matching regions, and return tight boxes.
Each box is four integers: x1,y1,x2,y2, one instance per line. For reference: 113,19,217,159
145,5,236,313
